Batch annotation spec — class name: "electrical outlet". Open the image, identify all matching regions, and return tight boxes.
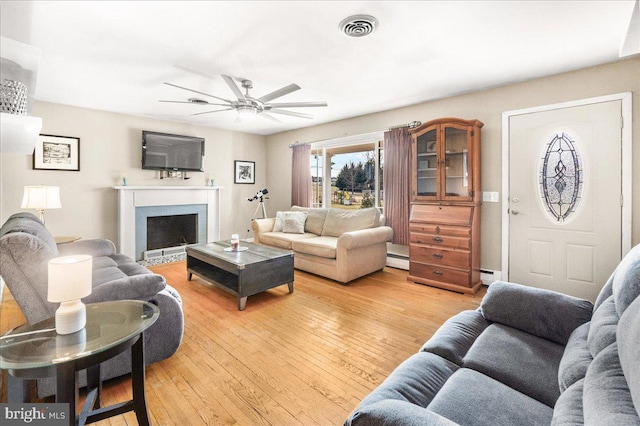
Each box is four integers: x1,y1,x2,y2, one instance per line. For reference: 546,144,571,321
482,191,500,203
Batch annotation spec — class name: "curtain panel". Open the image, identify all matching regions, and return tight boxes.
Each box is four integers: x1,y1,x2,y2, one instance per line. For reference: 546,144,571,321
291,143,312,207
383,128,411,245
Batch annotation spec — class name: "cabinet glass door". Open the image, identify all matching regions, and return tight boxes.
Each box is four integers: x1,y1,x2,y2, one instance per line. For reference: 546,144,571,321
416,128,438,197
443,126,470,198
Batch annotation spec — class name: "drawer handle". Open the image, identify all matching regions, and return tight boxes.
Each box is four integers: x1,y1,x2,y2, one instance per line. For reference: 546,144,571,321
432,253,443,259
432,237,443,243
433,270,443,276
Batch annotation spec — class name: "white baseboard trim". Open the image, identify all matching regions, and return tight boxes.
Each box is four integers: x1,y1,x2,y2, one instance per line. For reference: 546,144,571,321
386,255,409,270
481,269,502,285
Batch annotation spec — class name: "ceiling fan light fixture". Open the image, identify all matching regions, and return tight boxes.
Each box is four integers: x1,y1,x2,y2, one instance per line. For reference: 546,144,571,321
237,105,258,120
339,14,378,37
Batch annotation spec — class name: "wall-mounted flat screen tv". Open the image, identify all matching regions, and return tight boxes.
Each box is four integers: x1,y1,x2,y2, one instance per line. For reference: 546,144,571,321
142,131,205,172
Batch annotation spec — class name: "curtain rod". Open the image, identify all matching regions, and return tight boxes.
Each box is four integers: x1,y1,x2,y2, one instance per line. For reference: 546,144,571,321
387,120,421,130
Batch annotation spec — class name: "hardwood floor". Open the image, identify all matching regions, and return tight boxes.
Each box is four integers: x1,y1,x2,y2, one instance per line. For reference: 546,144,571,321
1,263,486,425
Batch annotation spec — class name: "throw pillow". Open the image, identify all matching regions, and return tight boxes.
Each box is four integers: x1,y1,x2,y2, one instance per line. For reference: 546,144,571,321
283,215,306,234
274,211,307,233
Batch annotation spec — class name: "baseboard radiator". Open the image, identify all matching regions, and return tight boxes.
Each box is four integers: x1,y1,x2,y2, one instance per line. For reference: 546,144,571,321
139,245,187,266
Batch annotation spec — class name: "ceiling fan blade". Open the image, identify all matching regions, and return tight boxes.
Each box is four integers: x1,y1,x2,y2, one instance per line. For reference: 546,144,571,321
159,100,198,104
190,108,234,116
258,84,301,103
159,100,230,107
260,112,281,123
266,101,327,108
268,109,314,119
222,74,246,101
163,82,232,103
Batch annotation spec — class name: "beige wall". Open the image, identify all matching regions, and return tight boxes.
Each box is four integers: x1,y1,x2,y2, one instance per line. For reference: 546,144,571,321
265,58,640,272
0,102,267,247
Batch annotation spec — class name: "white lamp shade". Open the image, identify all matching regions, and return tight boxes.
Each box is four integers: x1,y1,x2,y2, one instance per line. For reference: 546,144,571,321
21,185,62,210
48,255,93,302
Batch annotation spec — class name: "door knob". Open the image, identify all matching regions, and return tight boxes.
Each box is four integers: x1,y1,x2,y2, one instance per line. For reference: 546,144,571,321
511,209,520,215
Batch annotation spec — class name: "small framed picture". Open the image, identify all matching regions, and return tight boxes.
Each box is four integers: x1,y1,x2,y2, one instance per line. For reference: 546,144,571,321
234,160,255,184
33,134,80,171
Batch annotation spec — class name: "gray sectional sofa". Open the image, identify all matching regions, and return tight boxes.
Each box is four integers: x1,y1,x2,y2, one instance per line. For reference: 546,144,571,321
0,212,184,397
345,243,640,425
252,206,393,283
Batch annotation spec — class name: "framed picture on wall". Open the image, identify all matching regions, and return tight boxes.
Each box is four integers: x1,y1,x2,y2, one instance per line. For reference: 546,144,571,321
234,160,255,184
33,134,80,171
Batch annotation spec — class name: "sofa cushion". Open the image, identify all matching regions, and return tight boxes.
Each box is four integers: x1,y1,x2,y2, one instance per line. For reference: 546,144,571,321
292,237,338,259
558,322,592,392
551,379,585,426
583,342,640,425
357,351,459,409
273,211,307,232
259,231,316,250
587,295,618,357
480,281,593,345
463,323,564,407
427,368,554,426
291,206,329,235
420,309,491,366
321,208,380,237
618,296,640,416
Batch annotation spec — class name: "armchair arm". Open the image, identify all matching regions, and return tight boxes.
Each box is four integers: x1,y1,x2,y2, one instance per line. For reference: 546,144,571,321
57,239,116,257
338,226,393,250
83,273,166,304
346,400,458,426
480,281,593,345
251,218,276,243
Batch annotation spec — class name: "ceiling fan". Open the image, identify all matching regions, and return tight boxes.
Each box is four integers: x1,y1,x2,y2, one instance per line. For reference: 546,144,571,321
160,75,327,122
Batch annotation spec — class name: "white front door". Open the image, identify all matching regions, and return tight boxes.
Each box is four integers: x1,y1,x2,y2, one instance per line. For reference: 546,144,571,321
507,100,623,301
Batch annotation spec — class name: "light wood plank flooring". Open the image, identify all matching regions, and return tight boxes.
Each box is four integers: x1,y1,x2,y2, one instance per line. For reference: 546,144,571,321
1,263,485,425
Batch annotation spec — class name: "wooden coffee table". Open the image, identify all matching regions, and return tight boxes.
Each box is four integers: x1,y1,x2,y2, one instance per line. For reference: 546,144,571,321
186,241,294,310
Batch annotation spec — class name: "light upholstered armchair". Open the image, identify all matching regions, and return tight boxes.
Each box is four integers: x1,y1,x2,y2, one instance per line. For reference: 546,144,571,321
0,212,184,397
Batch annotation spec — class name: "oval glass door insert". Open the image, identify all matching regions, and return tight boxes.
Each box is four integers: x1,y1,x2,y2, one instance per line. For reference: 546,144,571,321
539,132,584,222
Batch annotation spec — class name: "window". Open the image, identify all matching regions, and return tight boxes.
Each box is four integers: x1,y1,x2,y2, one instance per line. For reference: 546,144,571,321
309,132,384,212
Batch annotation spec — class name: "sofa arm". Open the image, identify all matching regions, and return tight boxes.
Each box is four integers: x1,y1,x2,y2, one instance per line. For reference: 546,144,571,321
251,218,276,243
83,273,167,304
338,226,393,250
480,281,593,345
57,239,116,257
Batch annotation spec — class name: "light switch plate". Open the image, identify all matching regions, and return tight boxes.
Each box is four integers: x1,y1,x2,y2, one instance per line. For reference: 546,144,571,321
482,191,500,202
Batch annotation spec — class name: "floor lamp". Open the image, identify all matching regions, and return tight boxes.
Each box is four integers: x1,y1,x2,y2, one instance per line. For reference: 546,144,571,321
21,185,62,224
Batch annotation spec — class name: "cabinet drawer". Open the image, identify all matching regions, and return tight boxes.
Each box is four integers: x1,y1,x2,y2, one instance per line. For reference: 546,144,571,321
410,262,471,287
410,204,473,226
410,245,470,269
410,233,471,250
409,223,471,238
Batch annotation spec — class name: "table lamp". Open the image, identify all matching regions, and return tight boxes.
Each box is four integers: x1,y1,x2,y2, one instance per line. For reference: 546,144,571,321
21,185,62,224
48,255,93,335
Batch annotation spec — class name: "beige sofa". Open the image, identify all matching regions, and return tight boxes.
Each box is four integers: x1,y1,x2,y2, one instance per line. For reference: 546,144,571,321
252,206,393,283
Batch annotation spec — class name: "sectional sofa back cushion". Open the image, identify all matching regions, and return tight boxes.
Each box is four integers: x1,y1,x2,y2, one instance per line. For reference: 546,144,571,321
291,206,328,235
321,208,381,238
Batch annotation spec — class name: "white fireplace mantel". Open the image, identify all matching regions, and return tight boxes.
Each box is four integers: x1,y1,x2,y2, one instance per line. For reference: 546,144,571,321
114,186,221,260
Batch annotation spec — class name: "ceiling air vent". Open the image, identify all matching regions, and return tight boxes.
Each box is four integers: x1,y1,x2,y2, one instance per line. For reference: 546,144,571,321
339,15,378,38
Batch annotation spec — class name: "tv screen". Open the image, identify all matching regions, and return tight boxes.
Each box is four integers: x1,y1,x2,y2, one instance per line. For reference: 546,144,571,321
142,131,205,172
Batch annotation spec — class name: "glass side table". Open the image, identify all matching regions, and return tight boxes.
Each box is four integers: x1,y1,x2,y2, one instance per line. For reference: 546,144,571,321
0,300,159,426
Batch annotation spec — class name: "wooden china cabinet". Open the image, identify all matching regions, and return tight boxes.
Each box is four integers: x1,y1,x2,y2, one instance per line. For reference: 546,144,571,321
408,118,483,294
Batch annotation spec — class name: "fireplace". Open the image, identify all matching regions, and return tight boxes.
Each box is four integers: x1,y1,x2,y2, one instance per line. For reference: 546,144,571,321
147,214,198,251
135,204,208,261
115,186,220,263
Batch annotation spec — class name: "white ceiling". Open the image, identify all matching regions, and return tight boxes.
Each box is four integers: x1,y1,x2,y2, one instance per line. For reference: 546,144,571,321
1,1,637,136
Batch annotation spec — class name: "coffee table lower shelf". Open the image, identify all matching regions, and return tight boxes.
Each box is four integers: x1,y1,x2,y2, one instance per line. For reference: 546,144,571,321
186,244,294,310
